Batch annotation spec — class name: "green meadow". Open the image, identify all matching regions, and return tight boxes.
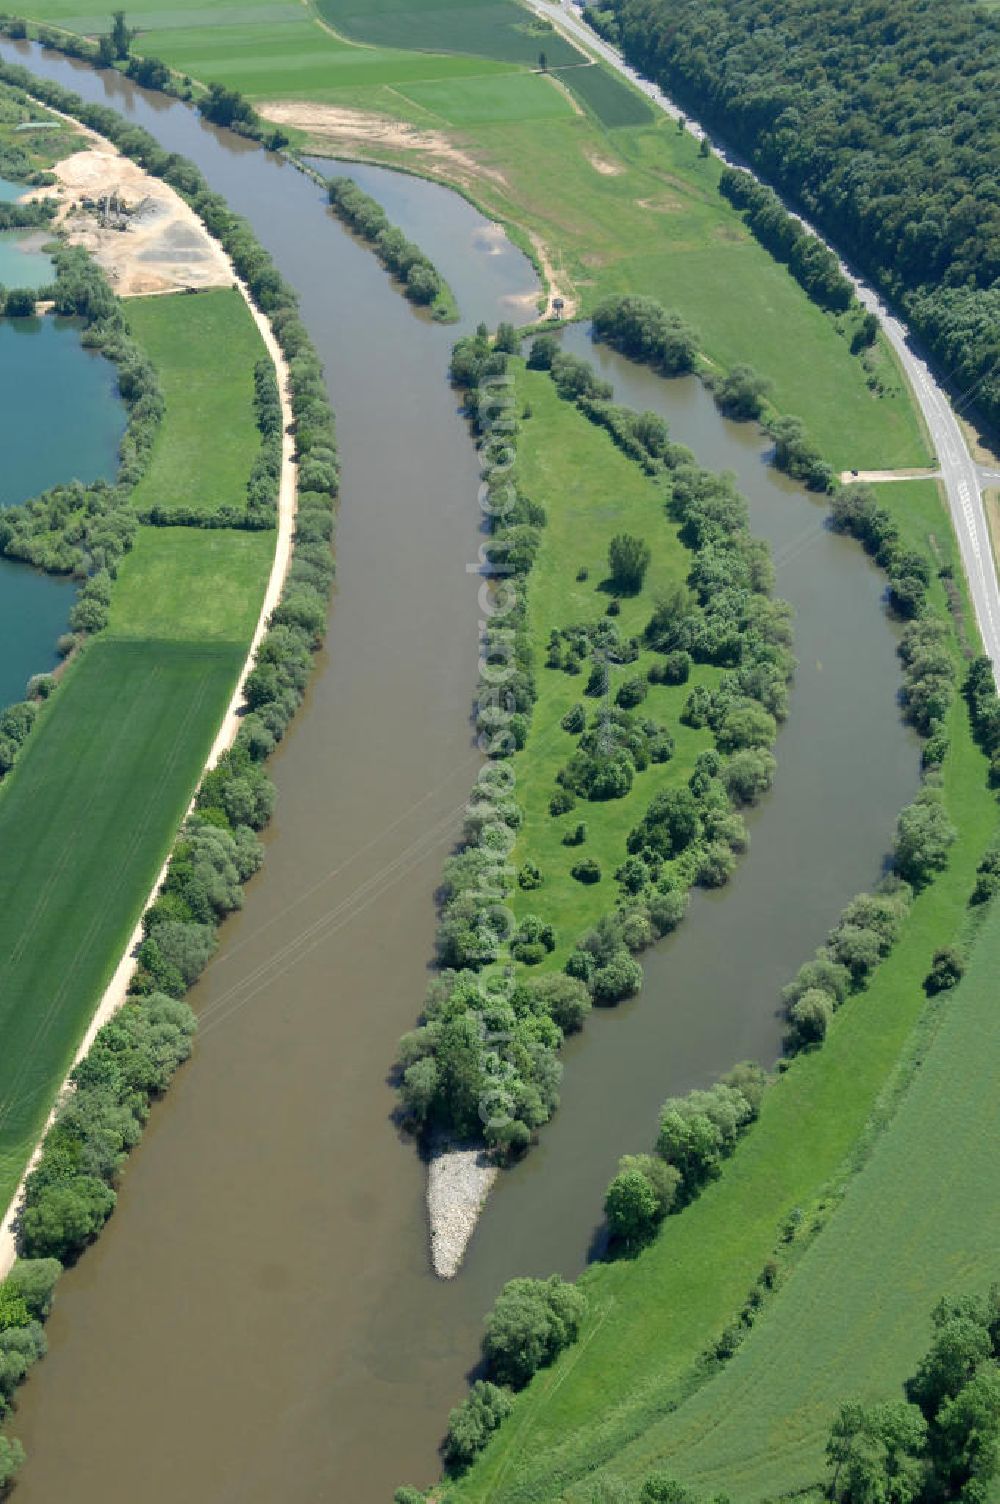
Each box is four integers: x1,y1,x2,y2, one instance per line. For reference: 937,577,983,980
508,362,719,962
450,479,1000,1502
106,525,273,643
126,288,266,521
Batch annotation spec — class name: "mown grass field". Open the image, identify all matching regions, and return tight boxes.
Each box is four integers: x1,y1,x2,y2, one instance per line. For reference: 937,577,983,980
450,479,1000,1502
508,362,718,963
0,636,246,1215
106,525,274,642
126,289,265,521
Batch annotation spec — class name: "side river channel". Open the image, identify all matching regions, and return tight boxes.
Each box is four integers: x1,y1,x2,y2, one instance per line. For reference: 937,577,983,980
0,42,921,1504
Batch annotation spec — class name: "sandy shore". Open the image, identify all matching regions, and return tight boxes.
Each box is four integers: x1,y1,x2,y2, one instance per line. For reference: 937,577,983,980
427,1145,499,1279
0,145,299,1279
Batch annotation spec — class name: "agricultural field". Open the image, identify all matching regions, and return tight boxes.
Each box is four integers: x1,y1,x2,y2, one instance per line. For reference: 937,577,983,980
392,69,575,125
314,0,583,67
450,479,1000,1503
126,289,265,521
551,59,653,126
0,636,246,1215
508,361,719,961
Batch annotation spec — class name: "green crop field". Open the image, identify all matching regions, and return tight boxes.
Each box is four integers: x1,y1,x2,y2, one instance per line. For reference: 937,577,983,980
314,0,584,67
0,636,246,1214
394,69,575,124
450,480,1000,1504
554,60,654,127
127,289,265,521
106,526,274,643
507,362,719,961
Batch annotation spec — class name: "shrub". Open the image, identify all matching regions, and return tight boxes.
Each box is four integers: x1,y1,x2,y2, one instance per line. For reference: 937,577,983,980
18,1177,116,1262
605,1168,658,1247
571,857,602,884
444,1381,513,1470
893,791,957,888
616,675,648,709
608,533,652,594
592,950,643,1004
924,948,964,995
522,973,592,1033
562,821,588,846
483,1275,586,1388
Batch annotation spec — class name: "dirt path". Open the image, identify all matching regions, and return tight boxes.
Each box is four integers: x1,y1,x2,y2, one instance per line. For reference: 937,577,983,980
0,155,298,1280
838,468,942,484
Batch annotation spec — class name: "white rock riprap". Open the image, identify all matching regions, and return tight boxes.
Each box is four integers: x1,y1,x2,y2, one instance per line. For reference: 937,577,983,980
427,1146,498,1279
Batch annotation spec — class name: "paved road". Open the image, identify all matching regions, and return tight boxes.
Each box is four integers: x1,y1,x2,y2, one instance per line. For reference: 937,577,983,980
529,0,1000,680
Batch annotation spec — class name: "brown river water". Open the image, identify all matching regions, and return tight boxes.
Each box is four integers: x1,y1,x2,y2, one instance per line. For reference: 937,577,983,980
0,43,920,1504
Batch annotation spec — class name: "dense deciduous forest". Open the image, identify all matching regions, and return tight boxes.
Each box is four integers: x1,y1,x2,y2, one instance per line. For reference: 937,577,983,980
589,0,1000,431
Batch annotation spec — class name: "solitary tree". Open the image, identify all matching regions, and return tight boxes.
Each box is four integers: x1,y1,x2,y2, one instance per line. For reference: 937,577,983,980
109,9,133,59
538,50,548,71
608,533,652,594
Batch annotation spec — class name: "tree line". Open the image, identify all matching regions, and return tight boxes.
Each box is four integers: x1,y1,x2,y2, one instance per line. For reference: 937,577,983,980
326,175,454,317
585,0,1000,434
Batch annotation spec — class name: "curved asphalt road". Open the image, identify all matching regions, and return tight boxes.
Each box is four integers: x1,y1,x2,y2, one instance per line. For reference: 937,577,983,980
529,0,1000,680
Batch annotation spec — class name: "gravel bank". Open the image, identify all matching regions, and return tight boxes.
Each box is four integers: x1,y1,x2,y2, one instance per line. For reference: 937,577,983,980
427,1145,498,1279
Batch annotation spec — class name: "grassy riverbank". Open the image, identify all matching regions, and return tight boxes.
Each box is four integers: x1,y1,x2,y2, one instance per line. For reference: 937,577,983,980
0,285,274,1218
447,476,1000,1502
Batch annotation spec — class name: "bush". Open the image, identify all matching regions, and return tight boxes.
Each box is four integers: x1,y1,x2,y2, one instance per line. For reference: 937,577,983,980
522,973,592,1033
19,1177,116,1262
571,857,602,884
608,533,652,594
444,1381,513,1470
483,1275,586,1388
893,791,957,888
592,950,643,1004
924,948,964,995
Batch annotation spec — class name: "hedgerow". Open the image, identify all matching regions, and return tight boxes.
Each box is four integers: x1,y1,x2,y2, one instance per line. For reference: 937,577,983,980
327,175,456,319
